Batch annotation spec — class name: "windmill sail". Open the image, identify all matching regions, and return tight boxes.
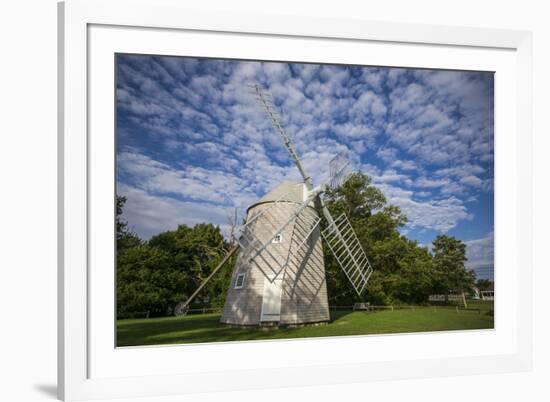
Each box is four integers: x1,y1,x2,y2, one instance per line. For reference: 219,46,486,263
250,84,313,189
321,155,373,295
328,153,351,190
321,213,373,296
248,84,374,295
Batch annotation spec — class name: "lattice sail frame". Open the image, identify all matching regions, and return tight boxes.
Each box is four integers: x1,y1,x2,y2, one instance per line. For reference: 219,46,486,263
328,153,351,190
321,213,373,296
243,84,374,295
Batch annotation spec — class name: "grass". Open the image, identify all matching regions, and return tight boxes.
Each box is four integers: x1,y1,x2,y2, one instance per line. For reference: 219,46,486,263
117,302,494,347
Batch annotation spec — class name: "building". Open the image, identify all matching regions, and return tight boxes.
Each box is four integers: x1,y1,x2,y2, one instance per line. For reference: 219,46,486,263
480,290,494,301
220,181,330,326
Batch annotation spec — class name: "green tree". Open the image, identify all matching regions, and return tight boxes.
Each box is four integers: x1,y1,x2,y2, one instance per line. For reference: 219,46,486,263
116,196,142,251
115,195,234,317
149,223,231,308
362,205,408,243
432,235,476,302
117,222,233,318
476,279,493,291
323,173,437,306
392,241,436,303
365,236,435,305
324,173,386,221
117,245,185,318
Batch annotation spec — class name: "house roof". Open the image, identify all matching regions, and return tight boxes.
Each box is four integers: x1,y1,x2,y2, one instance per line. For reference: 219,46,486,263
247,181,306,212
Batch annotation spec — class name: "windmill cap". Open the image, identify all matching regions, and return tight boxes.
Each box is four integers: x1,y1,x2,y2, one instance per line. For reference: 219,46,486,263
247,181,309,212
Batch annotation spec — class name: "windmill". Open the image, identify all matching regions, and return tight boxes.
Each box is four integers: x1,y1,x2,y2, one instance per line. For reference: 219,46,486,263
178,85,374,326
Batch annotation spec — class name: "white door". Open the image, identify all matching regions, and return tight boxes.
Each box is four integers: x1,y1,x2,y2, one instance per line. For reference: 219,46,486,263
260,277,283,322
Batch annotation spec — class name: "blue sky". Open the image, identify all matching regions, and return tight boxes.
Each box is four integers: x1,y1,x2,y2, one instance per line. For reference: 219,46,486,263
116,54,494,279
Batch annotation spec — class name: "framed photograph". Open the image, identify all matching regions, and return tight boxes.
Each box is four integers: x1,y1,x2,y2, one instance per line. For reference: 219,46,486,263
58,0,533,400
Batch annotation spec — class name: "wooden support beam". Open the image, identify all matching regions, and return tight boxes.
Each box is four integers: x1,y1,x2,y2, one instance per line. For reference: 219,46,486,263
178,245,239,314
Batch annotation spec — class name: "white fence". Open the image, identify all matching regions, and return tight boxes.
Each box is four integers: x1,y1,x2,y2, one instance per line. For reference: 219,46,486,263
428,294,465,302
480,291,494,301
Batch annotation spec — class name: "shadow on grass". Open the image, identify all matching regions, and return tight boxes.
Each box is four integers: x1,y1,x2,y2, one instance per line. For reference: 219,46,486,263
328,308,355,320
117,307,494,347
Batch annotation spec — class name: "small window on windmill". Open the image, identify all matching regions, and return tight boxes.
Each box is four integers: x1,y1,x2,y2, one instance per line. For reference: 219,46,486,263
235,273,246,289
273,234,282,243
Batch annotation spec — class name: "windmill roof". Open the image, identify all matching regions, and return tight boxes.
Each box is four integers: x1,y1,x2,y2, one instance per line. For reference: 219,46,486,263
247,181,306,211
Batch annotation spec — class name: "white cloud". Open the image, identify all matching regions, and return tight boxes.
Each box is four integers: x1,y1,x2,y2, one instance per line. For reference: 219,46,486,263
377,183,471,233
460,175,484,188
390,159,417,171
376,147,398,163
385,70,493,169
440,182,465,195
414,176,450,188
435,164,485,179
375,169,409,184
118,184,236,239
118,150,258,209
351,90,387,118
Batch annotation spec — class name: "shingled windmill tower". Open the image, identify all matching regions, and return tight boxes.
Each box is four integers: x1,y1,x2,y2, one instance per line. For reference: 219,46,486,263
220,180,328,325
219,85,374,327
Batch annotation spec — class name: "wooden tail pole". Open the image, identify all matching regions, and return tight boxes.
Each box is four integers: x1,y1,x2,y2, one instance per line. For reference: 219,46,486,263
179,245,239,312
461,291,468,309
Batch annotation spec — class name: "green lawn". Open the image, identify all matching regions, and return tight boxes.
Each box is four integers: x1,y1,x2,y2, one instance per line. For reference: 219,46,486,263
117,303,494,347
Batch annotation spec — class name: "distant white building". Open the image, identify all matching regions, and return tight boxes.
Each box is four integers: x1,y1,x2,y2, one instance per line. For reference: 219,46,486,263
480,290,494,301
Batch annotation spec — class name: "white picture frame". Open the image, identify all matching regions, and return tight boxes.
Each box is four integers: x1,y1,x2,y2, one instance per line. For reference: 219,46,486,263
58,0,533,400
